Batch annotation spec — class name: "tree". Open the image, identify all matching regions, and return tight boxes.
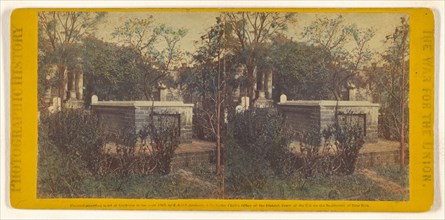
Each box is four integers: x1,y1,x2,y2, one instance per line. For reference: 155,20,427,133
369,17,409,170
270,38,332,100
112,18,188,100
180,18,243,193
81,37,147,103
224,12,296,101
191,17,228,176
38,12,105,105
302,15,375,101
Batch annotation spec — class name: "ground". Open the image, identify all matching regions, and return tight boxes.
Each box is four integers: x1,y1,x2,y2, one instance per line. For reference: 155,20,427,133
39,137,409,200
81,139,409,200
74,163,408,200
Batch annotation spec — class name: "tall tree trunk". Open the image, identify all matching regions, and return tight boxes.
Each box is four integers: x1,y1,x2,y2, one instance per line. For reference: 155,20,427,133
264,69,271,99
245,61,256,101
216,53,221,175
399,55,406,171
256,70,264,92
57,64,68,107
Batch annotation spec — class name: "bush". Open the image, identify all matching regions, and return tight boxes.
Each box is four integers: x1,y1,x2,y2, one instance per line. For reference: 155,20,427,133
37,134,93,197
225,136,274,197
139,113,180,175
102,125,154,178
99,113,180,177
226,109,299,195
299,115,365,177
38,109,104,197
46,109,104,173
323,114,365,175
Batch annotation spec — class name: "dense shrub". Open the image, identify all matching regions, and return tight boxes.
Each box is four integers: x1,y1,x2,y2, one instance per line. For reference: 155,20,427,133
46,109,104,174
323,120,365,175
38,108,181,197
38,109,104,197
226,109,299,195
139,114,180,175
225,135,274,197
38,131,93,197
299,115,365,177
99,113,180,177
192,108,214,141
101,125,154,178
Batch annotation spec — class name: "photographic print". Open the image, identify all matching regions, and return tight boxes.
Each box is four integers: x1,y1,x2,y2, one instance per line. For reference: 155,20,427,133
36,10,410,201
8,7,434,211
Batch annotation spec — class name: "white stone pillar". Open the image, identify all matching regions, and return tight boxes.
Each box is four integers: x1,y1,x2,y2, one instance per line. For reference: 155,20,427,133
266,69,273,99
280,94,287,103
241,96,250,110
91,95,98,104
158,83,167,101
63,68,68,100
68,71,77,99
76,68,83,100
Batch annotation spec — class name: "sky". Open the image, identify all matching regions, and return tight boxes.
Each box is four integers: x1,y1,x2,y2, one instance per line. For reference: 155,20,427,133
94,11,407,63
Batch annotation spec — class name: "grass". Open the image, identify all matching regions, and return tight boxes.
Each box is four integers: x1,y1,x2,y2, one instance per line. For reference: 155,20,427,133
38,162,409,201
370,164,409,188
74,169,217,199
37,144,409,201
79,166,405,201
225,172,405,201
38,120,409,201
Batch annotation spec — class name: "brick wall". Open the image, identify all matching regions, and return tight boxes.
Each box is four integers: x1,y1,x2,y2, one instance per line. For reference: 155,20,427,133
135,105,193,143
278,100,379,143
92,105,135,139
92,101,194,143
278,105,321,139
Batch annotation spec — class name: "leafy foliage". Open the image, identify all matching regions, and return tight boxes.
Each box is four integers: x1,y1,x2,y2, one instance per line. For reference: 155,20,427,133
302,15,375,100
38,12,105,103
38,109,182,197
139,113,181,175
270,40,332,100
81,37,147,103
46,109,104,173
226,109,299,195
38,109,104,197
368,17,409,142
224,12,297,99
299,116,365,177
323,119,365,175
113,18,188,100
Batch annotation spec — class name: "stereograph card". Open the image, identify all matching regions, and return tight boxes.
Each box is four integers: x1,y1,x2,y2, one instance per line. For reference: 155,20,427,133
9,7,435,212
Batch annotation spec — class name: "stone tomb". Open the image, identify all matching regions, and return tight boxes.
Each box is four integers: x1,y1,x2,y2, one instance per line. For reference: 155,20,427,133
277,100,379,142
91,99,194,143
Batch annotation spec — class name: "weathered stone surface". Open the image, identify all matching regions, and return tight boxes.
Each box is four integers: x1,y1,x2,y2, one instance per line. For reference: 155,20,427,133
278,100,379,143
280,94,287,103
241,96,250,110
92,100,194,143
253,96,274,108
91,95,98,104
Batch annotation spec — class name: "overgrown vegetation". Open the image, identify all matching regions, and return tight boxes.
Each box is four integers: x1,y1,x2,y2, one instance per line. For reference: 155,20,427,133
38,110,103,197
226,109,301,196
299,116,365,177
225,108,367,198
38,109,406,200
37,12,410,201
371,164,409,188
38,109,180,197
139,114,181,175
45,109,104,174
